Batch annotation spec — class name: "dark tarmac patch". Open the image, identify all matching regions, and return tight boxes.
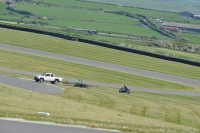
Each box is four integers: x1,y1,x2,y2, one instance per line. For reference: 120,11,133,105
0,75,64,94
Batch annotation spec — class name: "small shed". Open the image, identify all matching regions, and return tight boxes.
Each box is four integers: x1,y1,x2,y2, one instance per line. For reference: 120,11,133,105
194,15,200,20
178,11,194,18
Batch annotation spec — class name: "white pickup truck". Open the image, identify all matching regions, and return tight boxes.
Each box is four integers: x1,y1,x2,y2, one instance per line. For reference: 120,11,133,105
34,73,63,84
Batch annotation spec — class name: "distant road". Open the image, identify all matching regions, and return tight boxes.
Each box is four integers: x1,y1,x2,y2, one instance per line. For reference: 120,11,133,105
1,43,200,87
0,119,119,133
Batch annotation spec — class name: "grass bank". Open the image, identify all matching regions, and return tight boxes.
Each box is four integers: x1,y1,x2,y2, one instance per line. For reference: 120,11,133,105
0,83,200,133
0,28,200,80
1,49,199,91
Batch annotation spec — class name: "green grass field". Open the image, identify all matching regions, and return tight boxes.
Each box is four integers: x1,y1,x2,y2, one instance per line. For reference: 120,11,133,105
130,45,200,61
1,48,198,91
0,28,200,80
86,0,200,14
95,34,200,61
14,3,139,25
0,3,9,14
0,82,200,132
0,3,22,21
1,1,200,132
176,32,200,44
1,0,200,43
12,2,166,38
31,0,200,24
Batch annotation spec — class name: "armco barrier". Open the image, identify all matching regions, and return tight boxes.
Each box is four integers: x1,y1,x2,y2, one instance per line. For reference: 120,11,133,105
79,38,200,67
0,23,200,67
0,24,74,40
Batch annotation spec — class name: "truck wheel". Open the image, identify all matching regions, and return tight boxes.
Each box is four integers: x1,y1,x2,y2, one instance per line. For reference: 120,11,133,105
40,78,44,83
54,79,59,84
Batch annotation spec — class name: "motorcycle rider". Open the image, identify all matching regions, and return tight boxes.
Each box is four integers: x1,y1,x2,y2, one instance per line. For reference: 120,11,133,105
123,84,128,92
119,84,130,94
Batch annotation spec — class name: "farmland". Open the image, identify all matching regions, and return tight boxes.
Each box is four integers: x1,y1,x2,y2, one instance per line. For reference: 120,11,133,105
31,0,200,24
12,2,166,38
87,0,200,14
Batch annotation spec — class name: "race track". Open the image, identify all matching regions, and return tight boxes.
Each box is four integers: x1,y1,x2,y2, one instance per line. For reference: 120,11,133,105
0,43,200,96
1,43,200,87
0,75,64,94
1,67,200,97
0,119,119,133
0,42,200,133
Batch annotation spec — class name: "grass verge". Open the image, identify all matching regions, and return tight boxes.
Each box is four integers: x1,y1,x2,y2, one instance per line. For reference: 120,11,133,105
0,48,199,91
0,28,200,80
0,83,200,133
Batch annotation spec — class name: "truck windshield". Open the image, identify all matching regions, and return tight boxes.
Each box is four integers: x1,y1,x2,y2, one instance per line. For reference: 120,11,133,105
41,73,46,76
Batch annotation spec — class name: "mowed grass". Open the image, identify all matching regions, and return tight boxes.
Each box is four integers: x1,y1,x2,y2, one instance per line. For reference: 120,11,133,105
93,34,200,62
0,83,200,133
0,71,33,79
57,84,200,130
131,45,200,62
0,28,200,80
1,48,198,91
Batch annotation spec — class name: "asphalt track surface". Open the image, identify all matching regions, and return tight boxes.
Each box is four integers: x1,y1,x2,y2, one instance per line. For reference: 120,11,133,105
0,74,64,94
0,119,119,133
0,43,200,133
1,43,200,87
1,67,200,97
0,43,200,96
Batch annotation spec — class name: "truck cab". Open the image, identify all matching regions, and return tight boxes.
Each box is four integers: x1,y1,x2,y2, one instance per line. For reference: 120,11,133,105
34,73,63,84
42,73,55,81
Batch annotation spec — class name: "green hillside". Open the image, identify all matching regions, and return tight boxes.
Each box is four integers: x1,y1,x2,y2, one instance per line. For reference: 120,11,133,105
0,28,200,81
0,82,200,132
0,1,200,132
87,0,200,13
1,1,200,41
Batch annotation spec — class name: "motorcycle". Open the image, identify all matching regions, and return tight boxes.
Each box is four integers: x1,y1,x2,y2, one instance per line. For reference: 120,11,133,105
119,84,130,94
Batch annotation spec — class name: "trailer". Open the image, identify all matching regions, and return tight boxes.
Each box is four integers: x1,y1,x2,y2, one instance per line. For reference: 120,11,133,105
74,79,88,88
